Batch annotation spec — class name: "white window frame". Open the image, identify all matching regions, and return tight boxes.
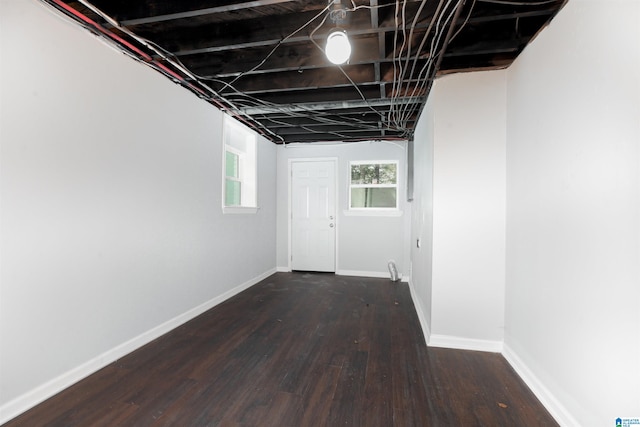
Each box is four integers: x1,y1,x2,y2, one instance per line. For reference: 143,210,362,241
222,115,258,214
348,160,399,212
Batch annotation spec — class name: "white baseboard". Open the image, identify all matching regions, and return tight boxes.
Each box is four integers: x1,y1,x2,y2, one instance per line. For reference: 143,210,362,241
428,334,503,353
406,278,501,353
405,277,573,426
280,268,408,283
407,277,431,343
0,268,277,425
502,343,579,427
336,269,408,282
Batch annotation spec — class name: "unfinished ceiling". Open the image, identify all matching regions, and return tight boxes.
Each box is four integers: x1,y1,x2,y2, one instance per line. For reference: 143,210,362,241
42,0,566,144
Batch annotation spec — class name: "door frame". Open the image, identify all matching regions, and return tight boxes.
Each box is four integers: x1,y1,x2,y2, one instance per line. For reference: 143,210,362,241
288,157,339,272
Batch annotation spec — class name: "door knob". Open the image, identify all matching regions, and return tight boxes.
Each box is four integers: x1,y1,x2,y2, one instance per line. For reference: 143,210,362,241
329,223,334,228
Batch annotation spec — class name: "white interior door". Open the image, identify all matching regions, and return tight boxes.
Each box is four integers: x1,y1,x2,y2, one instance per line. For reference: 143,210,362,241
291,160,336,272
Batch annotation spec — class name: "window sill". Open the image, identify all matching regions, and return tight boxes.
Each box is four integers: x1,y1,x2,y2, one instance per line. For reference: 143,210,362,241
223,206,259,215
343,209,403,217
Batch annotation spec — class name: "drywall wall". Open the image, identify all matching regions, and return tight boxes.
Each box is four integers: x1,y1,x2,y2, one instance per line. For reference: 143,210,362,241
428,70,507,350
504,0,640,425
0,0,277,421
276,141,410,278
409,94,436,338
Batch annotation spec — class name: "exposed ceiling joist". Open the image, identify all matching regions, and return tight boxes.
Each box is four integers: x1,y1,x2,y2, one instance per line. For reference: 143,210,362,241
46,0,567,144
240,96,426,115
120,0,297,26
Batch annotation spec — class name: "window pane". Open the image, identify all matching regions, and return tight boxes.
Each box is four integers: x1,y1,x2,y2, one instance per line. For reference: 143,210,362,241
225,151,239,178
351,187,397,208
223,115,257,210
351,163,397,185
225,179,241,206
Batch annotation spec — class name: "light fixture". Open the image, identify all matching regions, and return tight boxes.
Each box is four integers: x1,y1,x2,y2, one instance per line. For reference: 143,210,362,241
325,29,351,65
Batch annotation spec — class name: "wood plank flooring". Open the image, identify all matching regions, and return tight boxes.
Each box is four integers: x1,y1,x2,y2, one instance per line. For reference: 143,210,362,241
4,272,558,426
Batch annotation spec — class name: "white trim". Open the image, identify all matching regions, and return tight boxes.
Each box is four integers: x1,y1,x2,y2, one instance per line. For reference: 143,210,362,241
222,115,257,211
428,334,503,353
335,269,408,282
0,268,277,426
276,266,291,272
502,344,579,427
348,160,400,210
407,276,431,343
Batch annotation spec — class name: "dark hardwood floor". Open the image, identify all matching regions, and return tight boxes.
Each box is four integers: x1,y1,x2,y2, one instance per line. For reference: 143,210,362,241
4,272,558,426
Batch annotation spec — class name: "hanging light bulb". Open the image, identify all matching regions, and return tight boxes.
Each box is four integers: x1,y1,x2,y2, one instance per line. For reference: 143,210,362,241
325,29,351,65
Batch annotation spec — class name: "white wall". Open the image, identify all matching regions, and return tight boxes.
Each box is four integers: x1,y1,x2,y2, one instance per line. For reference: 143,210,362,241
0,0,277,421
276,142,410,278
428,71,507,350
409,95,436,338
504,0,640,425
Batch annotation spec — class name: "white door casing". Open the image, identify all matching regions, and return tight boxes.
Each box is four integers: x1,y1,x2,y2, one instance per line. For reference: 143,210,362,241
290,160,336,272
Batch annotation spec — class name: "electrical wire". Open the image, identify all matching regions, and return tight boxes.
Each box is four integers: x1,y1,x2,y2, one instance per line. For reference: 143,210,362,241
388,0,468,133
394,0,429,108
220,3,334,94
306,7,388,125
212,78,392,138
389,0,411,131
43,0,415,140
41,0,476,143
392,0,447,128
388,0,438,130
170,2,399,138
397,0,463,127
42,0,285,143
449,0,476,45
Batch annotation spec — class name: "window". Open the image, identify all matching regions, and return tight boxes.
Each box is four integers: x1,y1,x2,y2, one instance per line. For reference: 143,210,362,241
224,149,242,206
349,161,398,209
223,115,257,212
